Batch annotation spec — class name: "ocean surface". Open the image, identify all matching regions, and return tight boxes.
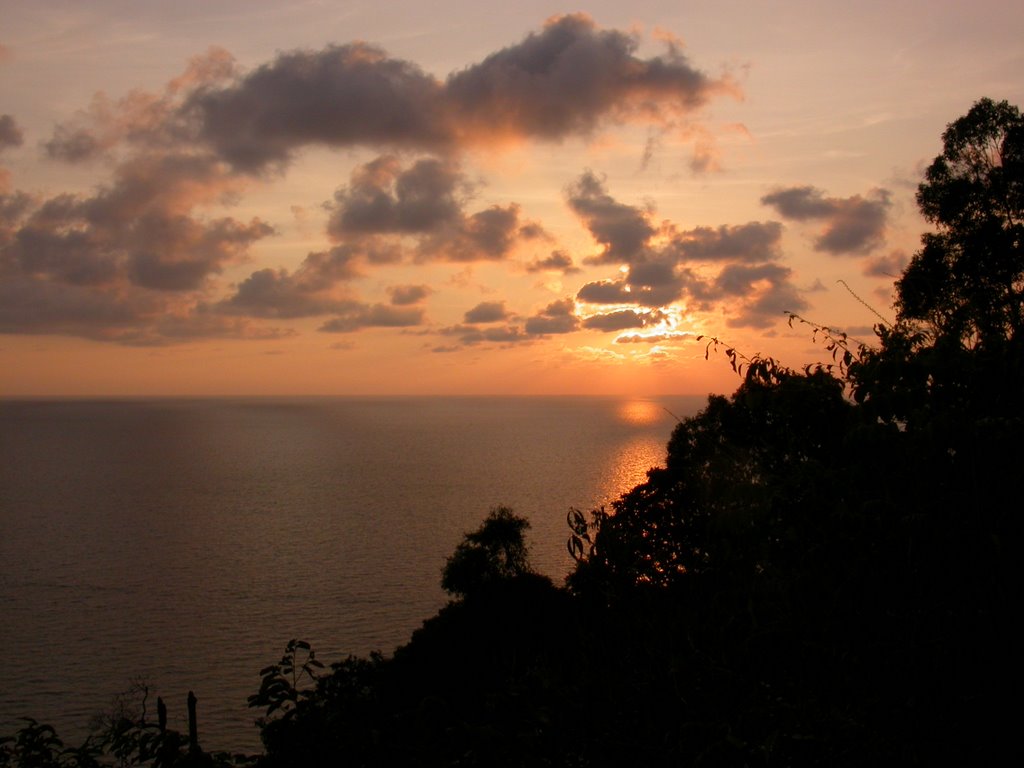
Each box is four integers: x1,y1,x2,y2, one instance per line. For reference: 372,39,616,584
0,395,705,753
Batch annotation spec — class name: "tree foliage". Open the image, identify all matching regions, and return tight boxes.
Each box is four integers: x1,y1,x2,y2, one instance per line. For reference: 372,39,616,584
561,96,1023,764
898,97,1024,348
441,506,533,598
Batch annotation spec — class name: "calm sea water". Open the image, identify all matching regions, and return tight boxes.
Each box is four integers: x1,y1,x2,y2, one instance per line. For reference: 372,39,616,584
0,396,705,752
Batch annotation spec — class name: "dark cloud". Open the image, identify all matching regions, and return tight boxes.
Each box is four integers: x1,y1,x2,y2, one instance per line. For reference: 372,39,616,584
0,273,289,345
44,124,105,163
576,279,632,305
0,276,153,338
0,138,277,342
464,300,508,323
760,186,835,220
325,156,539,264
0,190,33,242
140,312,294,346
614,331,690,344
126,214,273,291
567,178,809,328
576,261,685,309
319,303,425,332
8,199,118,286
863,249,908,278
625,261,687,307
438,323,528,345
388,284,431,305
215,242,376,319
417,203,532,262
517,222,550,241
566,171,655,263
445,14,729,141
761,185,891,255
6,153,271,293
581,309,659,331
189,44,448,172
327,156,464,238
525,249,579,273
713,262,791,297
182,14,734,173
671,221,782,262
295,245,365,287
216,268,347,319
0,115,23,152
525,297,578,334
711,263,809,329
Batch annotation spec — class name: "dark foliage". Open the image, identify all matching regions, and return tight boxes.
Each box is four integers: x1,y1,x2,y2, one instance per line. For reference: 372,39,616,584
441,506,533,599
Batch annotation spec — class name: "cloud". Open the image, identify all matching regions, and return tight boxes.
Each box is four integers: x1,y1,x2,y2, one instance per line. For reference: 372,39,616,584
129,214,272,291
761,185,891,255
5,152,270,292
319,303,425,332
581,309,662,331
464,300,508,323
188,44,448,172
0,272,289,345
182,14,736,173
625,261,688,307
525,249,580,273
216,268,348,319
576,263,685,309
45,47,237,164
525,297,579,334
567,178,808,328
863,249,908,278
444,14,735,143
711,263,809,328
0,122,278,342
417,203,538,262
576,279,633,305
327,156,465,238
0,275,153,338
0,115,23,152
438,323,528,346
215,241,388,319
326,155,541,263
2,19,765,347
670,221,782,263
388,284,432,305
567,171,655,264
614,331,690,343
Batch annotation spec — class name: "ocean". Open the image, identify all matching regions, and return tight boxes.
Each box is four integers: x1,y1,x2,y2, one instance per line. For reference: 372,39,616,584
0,395,706,753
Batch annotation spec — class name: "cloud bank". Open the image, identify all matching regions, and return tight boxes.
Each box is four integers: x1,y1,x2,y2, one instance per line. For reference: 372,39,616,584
2,13,888,355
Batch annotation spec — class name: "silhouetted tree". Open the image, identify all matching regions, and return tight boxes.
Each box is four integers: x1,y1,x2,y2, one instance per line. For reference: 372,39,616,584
900,97,1023,347
441,506,533,599
852,99,1024,427
569,363,853,593
561,97,1024,765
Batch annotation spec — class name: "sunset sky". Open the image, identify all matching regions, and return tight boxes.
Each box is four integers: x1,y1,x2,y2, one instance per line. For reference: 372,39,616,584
2,1,1022,395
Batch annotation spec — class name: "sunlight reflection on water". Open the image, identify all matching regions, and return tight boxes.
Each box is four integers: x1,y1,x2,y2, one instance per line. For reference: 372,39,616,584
596,433,668,506
615,398,667,427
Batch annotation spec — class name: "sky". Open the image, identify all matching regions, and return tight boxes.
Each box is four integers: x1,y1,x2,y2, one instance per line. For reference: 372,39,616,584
1,1,1022,396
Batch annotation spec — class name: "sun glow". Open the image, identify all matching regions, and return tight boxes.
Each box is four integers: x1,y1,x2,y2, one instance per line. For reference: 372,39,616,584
616,398,665,426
